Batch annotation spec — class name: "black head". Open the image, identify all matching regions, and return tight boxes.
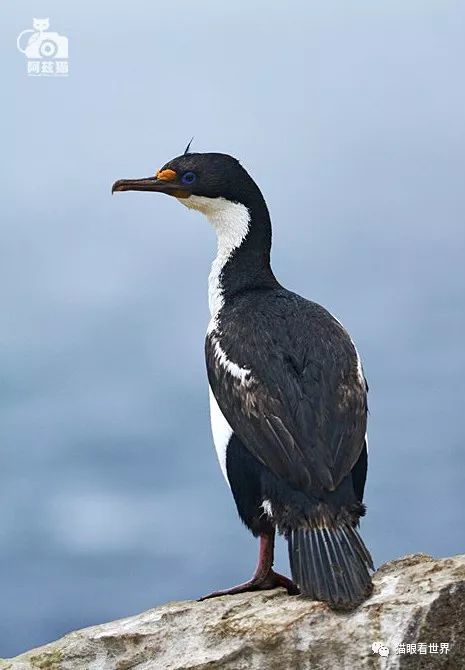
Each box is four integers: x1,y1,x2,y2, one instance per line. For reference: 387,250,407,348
112,152,262,207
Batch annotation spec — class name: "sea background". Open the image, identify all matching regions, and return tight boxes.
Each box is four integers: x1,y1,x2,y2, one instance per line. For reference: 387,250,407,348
1,1,464,657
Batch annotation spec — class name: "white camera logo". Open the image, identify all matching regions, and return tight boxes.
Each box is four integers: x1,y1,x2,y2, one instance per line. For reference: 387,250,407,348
17,18,68,60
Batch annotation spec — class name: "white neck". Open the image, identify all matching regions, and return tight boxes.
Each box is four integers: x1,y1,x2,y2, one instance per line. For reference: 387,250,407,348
177,195,250,326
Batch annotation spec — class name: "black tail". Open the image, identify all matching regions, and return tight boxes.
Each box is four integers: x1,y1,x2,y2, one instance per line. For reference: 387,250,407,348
288,523,374,610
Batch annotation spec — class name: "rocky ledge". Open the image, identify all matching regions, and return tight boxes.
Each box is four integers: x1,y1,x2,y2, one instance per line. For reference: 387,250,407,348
1,553,464,670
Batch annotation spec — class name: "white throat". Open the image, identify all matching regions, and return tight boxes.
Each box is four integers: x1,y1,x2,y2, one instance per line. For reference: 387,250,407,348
177,195,250,325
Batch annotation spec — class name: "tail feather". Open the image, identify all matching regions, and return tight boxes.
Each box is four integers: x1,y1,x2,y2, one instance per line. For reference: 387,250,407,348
288,523,373,610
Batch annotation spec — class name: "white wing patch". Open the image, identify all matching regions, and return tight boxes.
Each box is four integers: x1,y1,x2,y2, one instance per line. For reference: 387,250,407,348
209,386,233,486
212,338,252,383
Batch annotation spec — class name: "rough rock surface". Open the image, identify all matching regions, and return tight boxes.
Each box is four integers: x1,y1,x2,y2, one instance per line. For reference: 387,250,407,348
2,553,464,670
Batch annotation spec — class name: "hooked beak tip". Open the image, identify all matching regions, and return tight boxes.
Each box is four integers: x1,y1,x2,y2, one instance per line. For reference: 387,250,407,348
112,180,126,194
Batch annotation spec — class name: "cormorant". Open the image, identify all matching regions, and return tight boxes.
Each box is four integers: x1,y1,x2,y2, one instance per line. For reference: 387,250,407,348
112,149,373,609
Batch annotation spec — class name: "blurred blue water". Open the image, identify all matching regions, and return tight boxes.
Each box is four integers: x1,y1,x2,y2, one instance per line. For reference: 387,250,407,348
1,1,465,657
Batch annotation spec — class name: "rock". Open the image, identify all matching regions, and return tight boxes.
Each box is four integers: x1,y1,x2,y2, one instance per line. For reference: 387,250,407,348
2,553,465,670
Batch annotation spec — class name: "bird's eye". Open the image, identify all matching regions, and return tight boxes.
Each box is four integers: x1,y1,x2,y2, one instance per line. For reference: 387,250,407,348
181,171,197,185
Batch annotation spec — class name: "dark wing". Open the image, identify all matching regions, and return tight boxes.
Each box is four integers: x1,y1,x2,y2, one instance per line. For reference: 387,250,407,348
206,291,367,493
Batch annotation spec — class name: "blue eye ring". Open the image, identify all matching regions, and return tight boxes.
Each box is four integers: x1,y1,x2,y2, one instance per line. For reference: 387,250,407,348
181,171,197,185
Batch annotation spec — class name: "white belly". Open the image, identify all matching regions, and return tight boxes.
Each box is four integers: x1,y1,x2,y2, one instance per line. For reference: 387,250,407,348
209,387,233,486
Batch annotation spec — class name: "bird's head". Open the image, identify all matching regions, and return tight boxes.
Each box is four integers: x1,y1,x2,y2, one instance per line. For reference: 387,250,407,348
113,147,275,300
112,150,265,219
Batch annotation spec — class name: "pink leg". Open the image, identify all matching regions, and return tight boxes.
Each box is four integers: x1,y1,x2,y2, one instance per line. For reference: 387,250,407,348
199,529,299,600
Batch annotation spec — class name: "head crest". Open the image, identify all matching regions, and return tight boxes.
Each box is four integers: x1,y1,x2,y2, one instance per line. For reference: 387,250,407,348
183,137,194,155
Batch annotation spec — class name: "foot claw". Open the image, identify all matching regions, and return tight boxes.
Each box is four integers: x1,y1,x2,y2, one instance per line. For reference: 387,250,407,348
198,570,299,600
